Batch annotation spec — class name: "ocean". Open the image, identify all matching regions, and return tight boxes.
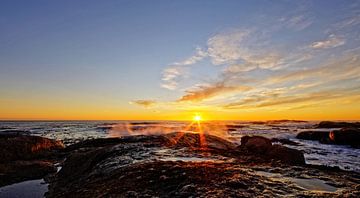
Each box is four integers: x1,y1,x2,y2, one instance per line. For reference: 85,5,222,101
0,120,359,173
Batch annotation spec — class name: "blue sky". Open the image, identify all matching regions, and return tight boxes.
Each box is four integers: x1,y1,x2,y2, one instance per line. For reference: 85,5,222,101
0,0,360,120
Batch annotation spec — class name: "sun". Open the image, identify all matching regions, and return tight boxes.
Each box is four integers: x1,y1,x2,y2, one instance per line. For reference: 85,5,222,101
193,115,202,121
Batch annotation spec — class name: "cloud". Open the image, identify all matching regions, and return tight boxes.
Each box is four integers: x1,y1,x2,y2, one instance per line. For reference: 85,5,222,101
206,30,282,69
161,66,185,90
178,83,251,102
280,15,313,31
173,47,207,66
310,34,345,49
223,86,360,109
130,100,156,108
161,47,207,90
222,54,360,109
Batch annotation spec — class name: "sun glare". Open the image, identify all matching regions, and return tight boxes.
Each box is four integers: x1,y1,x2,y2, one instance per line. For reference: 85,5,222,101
193,115,202,121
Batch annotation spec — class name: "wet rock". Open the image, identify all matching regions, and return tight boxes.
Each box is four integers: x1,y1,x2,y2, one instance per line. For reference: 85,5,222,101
165,132,236,151
296,128,360,148
46,133,360,197
316,121,360,128
329,128,360,148
0,134,64,162
296,131,330,141
240,136,305,165
0,160,56,187
240,136,272,154
266,145,305,165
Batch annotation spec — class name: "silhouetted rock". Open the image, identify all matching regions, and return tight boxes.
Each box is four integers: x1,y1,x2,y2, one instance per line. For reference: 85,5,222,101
296,131,329,141
0,135,64,162
239,136,305,165
240,136,272,154
316,121,360,128
296,128,360,148
329,128,360,148
0,160,56,187
165,132,236,151
266,145,305,165
47,132,359,198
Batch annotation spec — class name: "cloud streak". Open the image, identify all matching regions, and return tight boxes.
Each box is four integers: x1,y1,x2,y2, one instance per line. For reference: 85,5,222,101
131,100,156,108
311,34,345,49
178,83,251,102
161,47,207,90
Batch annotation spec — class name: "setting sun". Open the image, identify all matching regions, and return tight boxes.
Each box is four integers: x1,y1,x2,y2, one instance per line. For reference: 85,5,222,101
193,115,202,121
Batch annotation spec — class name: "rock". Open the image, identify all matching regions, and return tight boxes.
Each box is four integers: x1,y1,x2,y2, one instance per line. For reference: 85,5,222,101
316,121,360,128
165,132,236,151
266,145,305,165
296,128,360,148
0,160,56,187
63,137,124,152
0,135,64,162
240,136,272,154
329,128,360,148
296,131,329,141
46,133,360,197
239,136,305,165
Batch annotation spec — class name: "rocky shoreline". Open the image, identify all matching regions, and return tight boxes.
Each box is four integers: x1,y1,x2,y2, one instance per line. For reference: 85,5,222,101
1,121,360,197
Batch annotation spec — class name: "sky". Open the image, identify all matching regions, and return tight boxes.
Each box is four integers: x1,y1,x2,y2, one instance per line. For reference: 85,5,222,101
0,0,360,120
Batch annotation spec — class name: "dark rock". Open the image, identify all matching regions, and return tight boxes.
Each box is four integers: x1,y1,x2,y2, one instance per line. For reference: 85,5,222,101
64,137,124,152
296,131,330,141
0,135,64,162
46,132,360,197
0,160,56,187
0,135,64,163
165,132,236,151
296,128,360,148
239,136,305,165
266,145,305,165
316,121,360,128
329,128,360,148
240,136,272,154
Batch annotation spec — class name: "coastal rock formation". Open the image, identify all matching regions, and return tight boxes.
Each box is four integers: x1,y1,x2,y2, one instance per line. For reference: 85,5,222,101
329,128,360,148
0,160,56,187
240,136,305,165
296,131,330,141
0,134,64,187
241,136,272,154
296,128,360,148
316,121,360,128
46,132,359,197
266,145,305,165
0,134,64,162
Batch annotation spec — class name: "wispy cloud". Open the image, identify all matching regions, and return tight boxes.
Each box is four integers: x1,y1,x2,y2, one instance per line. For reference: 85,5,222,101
130,100,156,108
161,66,185,90
178,83,251,102
310,34,345,49
172,47,207,66
207,30,282,69
156,3,360,114
161,47,207,90
279,14,313,31
223,86,360,109
223,54,360,109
